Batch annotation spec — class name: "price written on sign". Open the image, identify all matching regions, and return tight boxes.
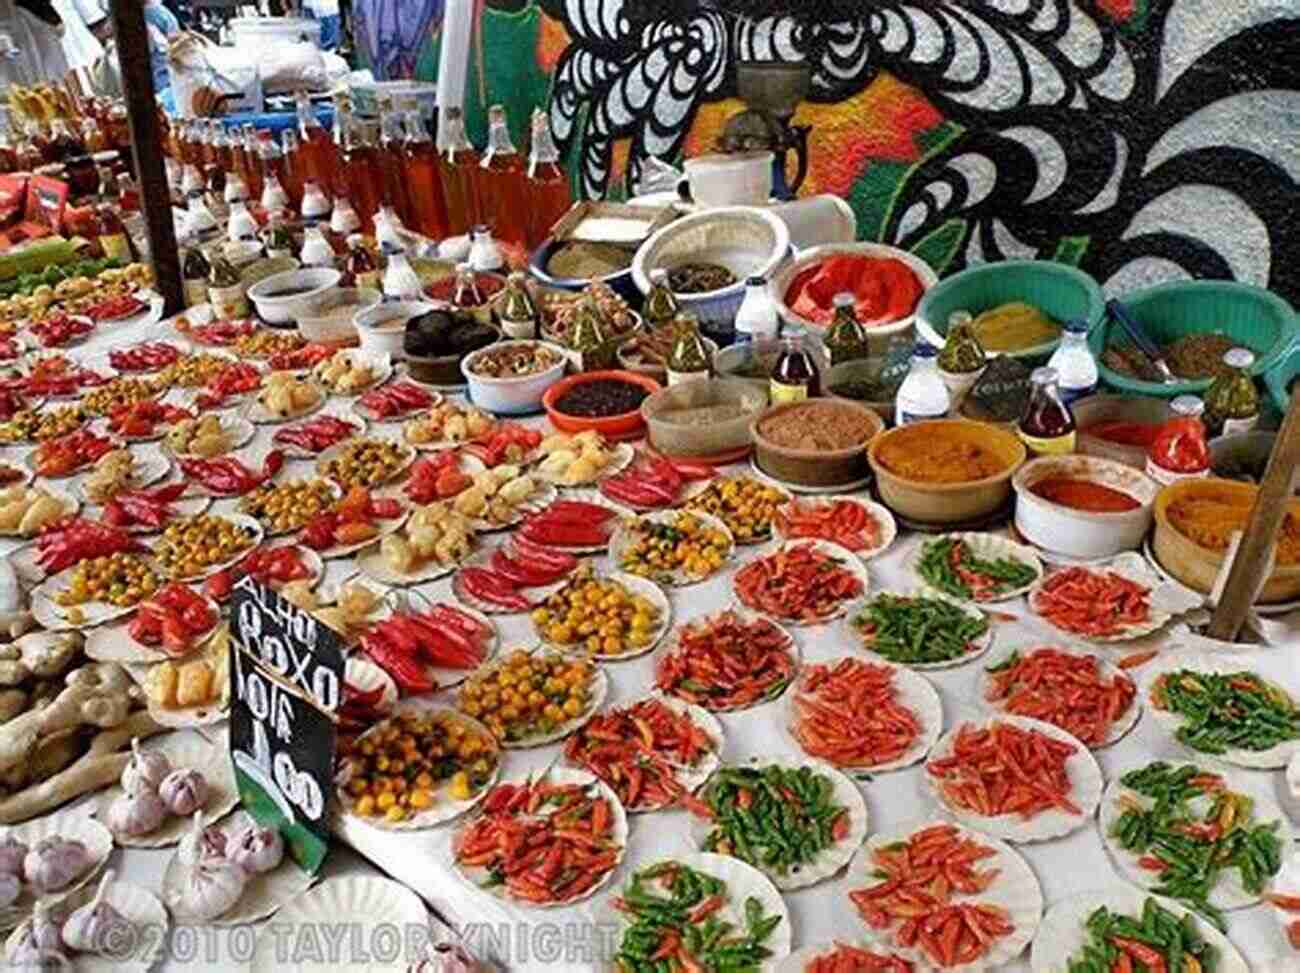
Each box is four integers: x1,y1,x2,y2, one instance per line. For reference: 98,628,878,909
233,579,341,711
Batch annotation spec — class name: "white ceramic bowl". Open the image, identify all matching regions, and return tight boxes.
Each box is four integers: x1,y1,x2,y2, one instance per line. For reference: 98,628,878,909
297,287,382,344
353,300,434,360
246,268,341,324
1012,454,1158,559
460,340,568,416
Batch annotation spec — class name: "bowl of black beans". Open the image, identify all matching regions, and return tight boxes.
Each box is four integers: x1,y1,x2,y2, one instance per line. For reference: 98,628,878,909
543,370,662,440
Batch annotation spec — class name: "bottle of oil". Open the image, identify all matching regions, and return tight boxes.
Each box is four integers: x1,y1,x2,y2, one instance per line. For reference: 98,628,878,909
257,133,290,213
279,129,304,213
377,103,413,230
525,109,571,249
479,105,527,248
210,122,233,176
440,107,483,237
401,110,449,241
335,98,382,235
296,91,334,199
239,125,263,203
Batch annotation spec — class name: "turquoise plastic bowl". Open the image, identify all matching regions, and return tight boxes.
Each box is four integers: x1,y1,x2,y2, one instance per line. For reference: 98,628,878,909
915,260,1105,361
1264,336,1300,415
1091,280,1297,399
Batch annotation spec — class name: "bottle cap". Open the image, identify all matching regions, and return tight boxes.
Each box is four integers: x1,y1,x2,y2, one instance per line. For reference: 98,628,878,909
346,234,365,248
1063,317,1090,334
913,342,937,358
832,292,855,309
947,310,974,329
1031,366,1059,385
1170,394,1205,417
1223,347,1255,370
745,275,766,286
650,268,669,284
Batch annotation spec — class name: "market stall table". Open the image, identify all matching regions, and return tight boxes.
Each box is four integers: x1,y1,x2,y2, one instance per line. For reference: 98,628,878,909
4,306,1296,972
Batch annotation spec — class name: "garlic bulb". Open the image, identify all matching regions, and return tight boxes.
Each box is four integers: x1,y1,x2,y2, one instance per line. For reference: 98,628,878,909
61,870,125,956
158,768,209,817
0,872,18,908
0,831,28,876
106,790,166,838
120,738,171,796
23,839,90,893
170,859,245,921
177,811,226,868
28,899,62,952
226,821,284,874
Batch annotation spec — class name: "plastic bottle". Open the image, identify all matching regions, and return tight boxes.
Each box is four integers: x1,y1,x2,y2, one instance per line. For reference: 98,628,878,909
279,129,304,211
1046,318,1098,403
296,91,335,199
525,109,571,249
1146,395,1211,485
479,105,527,248
1017,367,1076,456
226,200,258,243
468,226,504,272
180,236,211,308
381,243,424,302
1203,348,1259,438
895,343,951,425
734,275,778,343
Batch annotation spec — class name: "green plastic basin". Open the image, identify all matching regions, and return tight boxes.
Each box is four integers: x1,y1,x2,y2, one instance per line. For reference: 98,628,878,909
1263,337,1300,415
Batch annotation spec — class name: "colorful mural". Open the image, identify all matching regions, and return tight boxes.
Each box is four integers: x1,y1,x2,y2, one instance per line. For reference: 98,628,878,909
364,0,1300,305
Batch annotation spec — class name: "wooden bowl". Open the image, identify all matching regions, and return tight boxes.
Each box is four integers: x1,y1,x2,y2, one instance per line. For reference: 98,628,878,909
1153,477,1300,604
868,419,1026,524
750,399,884,488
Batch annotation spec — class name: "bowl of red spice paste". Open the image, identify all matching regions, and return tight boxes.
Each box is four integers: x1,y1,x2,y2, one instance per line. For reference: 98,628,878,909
769,243,937,344
1073,394,1172,470
1012,454,1158,559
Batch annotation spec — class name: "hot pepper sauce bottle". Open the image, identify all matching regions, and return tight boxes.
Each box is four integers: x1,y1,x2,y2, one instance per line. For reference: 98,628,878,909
1017,366,1076,456
771,334,822,403
479,105,527,249
440,107,484,237
525,109,571,249
1146,395,1211,485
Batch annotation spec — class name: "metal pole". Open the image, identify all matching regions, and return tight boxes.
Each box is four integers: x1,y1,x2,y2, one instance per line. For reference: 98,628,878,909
107,1,183,315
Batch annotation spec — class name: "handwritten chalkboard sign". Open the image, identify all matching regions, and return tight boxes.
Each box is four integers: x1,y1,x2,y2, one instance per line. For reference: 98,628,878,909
228,576,345,874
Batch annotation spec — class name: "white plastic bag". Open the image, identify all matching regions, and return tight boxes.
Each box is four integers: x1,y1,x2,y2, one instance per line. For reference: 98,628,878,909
166,33,261,118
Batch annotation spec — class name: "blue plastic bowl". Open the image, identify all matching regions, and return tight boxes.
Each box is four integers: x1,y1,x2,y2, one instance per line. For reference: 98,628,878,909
528,238,640,306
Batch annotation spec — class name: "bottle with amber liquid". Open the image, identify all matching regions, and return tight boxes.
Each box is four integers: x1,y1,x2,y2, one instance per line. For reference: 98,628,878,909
296,91,335,198
770,334,822,403
525,109,571,249
278,129,304,212
402,110,449,240
479,105,527,248
210,122,234,176
440,107,483,236
377,104,412,229
335,98,382,235
1017,367,1076,456
237,125,263,203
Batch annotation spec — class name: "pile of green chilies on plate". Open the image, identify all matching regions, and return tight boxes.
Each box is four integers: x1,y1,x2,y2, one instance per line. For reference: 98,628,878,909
916,537,1038,600
1067,896,1219,973
697,765,846,878
1152,668,1300,754
1110,762,1281,930
613,861,782,973
850,592,990,664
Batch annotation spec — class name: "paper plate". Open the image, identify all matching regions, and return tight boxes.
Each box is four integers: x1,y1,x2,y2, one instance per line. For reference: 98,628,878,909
163,414,256,458
163,810,314,926
334,705,501,831
602,852,792,973
351,386,444,425
690,757,869,891
653,608,800,713
236,478,343,540
925,714,1103,843
1098,762,1293,910
31,562,158,631
91,733,238,848
309,501,408,560
4,877,168,973
343,656,398,712
535,570,672,661
608,509,735,587
775,943,913,973
311,349,394,397
73,449,171,507
0,486,78,539
315,437,415,491
465,478,557,533
772,495,898,563
842,820,1043,972
782,656,943,774
842,587,994,670
564,692,725,813
248,875,426,973
458,647,610,749
84,593,223,665
977,643,1142,749
452,767,628,909
272,410,367,459
95,491,210,536
1267,851,1300,949
1027,552,1198,643
734,539,870,625
1030,887,1248,973
1140,651,1300,769
369,587,499,691
154,513,264,582
99,340,184,375
4,811,114,928
680,476,792,546
534,441,634,487
450,553,562,617
354,532,472,587
513,489,632,554
244,382,327,424
909,531,1045,604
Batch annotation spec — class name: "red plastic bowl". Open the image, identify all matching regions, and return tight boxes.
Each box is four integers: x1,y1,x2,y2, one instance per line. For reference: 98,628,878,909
543,370,662,441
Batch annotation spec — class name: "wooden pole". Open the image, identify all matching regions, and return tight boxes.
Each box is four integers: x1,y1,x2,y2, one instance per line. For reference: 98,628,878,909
1206,385,1300,641
107,1,183,315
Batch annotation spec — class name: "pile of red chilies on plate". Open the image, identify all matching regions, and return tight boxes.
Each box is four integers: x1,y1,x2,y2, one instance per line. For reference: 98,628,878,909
598,454,713,508
734,542,863,622
803,944,913,973
791,659,922,769
454,779,621,905
204,545,313,601
272,415,359,454
456,536,577,613
184,318,257,345
357,381,436,419
87,294,146,321
268,343,333,371
984,647,1136,747
774,498,882,551
30,314,93,348
195,362,264,410
109,342,180,372
517,500,618,548
181,451,284,496
103,483,187,530
654,610,796,711
359,603,494,694
1031,566,1151,638
107,399,193,438
338,683,388,739
926,721,1081,820
127,582,217,656
849,824,1012,969
35,517,148,575
462,425,543,468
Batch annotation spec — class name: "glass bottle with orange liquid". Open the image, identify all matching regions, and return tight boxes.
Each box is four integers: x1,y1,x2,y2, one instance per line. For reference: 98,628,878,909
296,91,335,200
239,125,264,203
479,105,527,248
439,107,482,237
338,104,383,236
279,129,304,213
377,102,412,229
526,109,571,249
401,109,449,240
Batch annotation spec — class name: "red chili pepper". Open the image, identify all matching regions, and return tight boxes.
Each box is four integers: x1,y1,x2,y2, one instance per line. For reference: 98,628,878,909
458,568,532,612
360,633,434,693
1110,937,1167,973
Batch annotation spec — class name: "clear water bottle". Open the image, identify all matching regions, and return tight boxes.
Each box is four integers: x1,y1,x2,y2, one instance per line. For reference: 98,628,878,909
382,243,424,302
1046,318,1098,403
895,343,951,425
734,275,778,343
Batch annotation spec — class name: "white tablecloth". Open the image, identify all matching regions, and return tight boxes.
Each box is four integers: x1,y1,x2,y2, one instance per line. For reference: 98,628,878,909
14,307,1299,972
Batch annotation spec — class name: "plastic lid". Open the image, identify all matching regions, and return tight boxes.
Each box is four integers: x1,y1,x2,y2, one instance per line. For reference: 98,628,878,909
1030,366,1059,384
1224,347,1255,369
832,292,855,308
1170,394,1204,417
